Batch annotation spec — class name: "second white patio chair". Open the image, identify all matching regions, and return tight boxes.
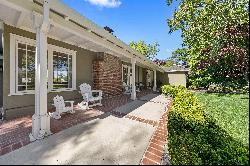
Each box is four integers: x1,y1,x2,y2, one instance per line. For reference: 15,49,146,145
78,83,103,110
123,82,132,95
50,95,75,120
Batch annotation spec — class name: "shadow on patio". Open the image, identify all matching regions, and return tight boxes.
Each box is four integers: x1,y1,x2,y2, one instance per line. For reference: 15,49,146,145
0,90,162,157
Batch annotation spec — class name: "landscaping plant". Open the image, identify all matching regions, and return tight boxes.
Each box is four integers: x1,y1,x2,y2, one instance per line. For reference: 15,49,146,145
161,85,249,165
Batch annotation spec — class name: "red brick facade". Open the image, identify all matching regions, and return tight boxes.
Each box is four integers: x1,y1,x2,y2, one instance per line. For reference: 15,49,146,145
93,53,122,98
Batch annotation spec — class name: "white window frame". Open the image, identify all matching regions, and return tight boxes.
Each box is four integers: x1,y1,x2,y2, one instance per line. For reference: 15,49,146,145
122,64,132,86
9,33,76,96
48,45,76,92
15,38,36,94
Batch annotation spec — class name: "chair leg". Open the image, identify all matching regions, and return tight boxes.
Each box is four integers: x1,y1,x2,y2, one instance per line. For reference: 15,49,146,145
52,111,61,120
99,99,102,106
70,103,75,114
86,102,90,109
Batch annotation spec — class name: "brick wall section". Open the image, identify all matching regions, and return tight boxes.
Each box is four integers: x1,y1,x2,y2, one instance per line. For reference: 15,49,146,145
93,53,122,98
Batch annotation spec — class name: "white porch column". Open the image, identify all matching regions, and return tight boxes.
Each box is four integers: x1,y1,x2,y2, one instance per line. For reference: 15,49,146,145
131,58,136,100
29,0,51,142
153,70,157,91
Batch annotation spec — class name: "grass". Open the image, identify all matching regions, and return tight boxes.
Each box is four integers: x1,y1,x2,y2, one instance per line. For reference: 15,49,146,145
194,92,249,147
165,89,249,165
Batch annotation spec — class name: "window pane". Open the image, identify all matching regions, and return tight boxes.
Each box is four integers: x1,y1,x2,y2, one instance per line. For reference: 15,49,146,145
17,48,26,90
18,43,26,50
27,49,35,90
18,85,26,91
27,45,35,52
123,67,128,84
53,51,71,89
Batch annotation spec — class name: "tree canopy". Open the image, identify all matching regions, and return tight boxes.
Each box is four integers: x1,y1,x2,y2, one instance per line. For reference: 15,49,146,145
167,0,249,88
171,48,189,67
129,40,160,60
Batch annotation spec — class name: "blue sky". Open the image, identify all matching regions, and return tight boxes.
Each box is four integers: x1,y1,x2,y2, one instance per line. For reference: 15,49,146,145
62,0,182,60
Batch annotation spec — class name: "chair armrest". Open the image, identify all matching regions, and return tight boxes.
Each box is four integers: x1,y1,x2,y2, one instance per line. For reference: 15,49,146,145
65,101,74,107
91,90,102,97
65,101,74,103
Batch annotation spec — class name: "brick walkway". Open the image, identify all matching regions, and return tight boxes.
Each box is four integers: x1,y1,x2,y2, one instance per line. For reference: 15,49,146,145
0,90,153,156
140,97,173,165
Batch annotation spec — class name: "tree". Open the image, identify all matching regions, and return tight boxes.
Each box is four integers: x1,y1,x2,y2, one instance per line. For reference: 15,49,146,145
164,59,175,67
104,26,114,34
129,40,160,60
167,0,249,88
171,48,189,67
153,58,175,67
154,58,167,66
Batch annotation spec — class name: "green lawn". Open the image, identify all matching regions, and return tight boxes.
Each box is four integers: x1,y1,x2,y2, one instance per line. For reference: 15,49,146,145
166,90,249,165
194,92,249,147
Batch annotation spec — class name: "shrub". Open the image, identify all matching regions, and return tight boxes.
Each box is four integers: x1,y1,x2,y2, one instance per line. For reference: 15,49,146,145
208,83,249,93
162,85,249,165
161,85,187,98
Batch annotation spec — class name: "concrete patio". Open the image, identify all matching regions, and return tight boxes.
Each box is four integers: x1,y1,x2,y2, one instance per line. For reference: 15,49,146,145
0,92,171,165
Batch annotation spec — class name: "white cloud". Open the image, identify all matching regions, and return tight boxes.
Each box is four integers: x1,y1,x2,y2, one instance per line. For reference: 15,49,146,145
85,0,122,8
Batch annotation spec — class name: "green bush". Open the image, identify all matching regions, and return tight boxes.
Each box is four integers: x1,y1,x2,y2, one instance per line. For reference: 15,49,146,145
207,82,249,93
161,85,187,98
162,85,249,165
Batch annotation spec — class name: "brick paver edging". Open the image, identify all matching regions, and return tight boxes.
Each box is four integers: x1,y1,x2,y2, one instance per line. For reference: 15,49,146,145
140,97,173,165
110,111,158,127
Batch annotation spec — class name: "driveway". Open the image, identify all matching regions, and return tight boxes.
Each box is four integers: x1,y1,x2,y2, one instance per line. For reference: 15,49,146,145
0,94,169,165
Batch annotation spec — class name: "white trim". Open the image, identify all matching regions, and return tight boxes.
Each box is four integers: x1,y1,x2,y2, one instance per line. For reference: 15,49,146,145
122,64,131,86
131,58,136,100
49,45,76,91
0,0,165,72
9,34,16,96
153,70,157,91
47,48,53,91
9,33,77,96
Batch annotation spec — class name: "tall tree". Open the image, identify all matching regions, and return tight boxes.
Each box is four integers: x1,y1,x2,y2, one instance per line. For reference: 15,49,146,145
171,48,189,67
167,0,249,88
129,40,160,60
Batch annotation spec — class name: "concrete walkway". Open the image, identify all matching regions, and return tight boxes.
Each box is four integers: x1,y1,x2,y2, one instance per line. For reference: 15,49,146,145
0,94,168,165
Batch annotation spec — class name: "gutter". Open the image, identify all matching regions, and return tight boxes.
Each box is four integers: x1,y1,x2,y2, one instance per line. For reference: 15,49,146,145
36,0,165,72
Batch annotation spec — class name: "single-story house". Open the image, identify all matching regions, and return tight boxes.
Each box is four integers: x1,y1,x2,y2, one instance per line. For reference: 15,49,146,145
157,65,189,87
0,0,187,141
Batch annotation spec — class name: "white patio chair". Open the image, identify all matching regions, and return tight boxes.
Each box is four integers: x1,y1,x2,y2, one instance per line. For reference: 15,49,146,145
78,83,102,110
50,95,75,120
123,82,132,95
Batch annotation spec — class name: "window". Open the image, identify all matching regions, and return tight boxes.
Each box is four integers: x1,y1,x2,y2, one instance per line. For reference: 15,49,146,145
16,43,36,92
123,66,128,84
52,51,72,89
9,34,76,95
122,65,131,86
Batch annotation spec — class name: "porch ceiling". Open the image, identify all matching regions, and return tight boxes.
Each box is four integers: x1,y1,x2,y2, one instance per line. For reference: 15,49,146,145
0,2,111,54
0,0,165,72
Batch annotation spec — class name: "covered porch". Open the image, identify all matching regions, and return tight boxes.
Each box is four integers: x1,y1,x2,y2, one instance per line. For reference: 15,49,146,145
0,89,159,156
0,0,164,142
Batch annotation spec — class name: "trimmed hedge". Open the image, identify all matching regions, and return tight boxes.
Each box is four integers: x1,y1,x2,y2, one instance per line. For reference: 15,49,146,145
161,85,249,165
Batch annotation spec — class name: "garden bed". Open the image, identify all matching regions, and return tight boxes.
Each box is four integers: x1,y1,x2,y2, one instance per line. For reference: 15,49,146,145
162,85,249,165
